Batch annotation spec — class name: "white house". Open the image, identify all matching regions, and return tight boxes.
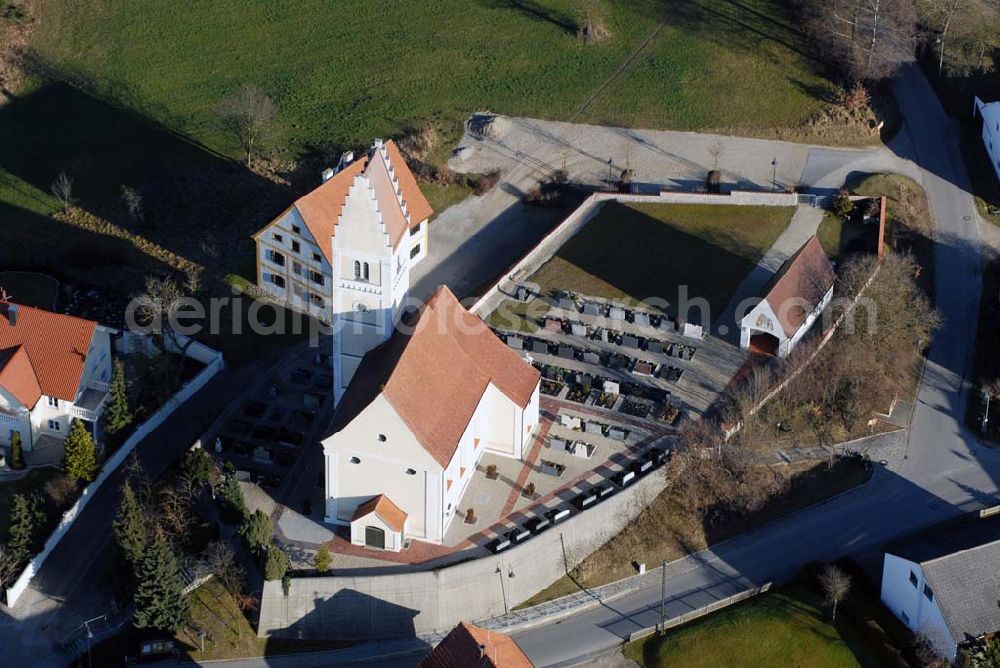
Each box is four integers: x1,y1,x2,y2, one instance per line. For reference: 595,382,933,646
0,300,114,453
740,236,835,358
321,286,541,550
252,139,433,405
974,96,1000,184
881,515,1000,661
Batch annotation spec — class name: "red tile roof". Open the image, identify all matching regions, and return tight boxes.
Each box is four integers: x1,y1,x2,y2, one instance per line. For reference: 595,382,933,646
332,286,541,469
760,236,835,338
351,494,408,532
0,346,42,408
255,140,432,266
0,303,97,405
417,622,534,668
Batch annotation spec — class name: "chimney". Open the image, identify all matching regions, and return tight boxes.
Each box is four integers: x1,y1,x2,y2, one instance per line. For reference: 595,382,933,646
6,304,18,327
321,167,335,183
338,150,354,169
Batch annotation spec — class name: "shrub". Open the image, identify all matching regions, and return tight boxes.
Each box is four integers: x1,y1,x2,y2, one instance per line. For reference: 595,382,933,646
313,544,331,573
183,447,219,487
9,432,24,470
264,545,290,581
472,170,501,195
43,474,78,509
220,474,248,524
832,190,855,219
240,509,271,556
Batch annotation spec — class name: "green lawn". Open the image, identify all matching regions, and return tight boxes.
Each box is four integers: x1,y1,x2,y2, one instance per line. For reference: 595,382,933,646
623,586,880,668
528,201,793,312
31,1,834,159
0,271,59,309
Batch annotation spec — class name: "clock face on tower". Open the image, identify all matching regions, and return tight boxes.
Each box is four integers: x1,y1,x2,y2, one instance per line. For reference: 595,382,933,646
353,300,369,314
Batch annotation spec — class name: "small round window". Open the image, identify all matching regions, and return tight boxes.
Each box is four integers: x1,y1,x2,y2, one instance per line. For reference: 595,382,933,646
349,456,361,464
378,434,387,443
405,468,416,475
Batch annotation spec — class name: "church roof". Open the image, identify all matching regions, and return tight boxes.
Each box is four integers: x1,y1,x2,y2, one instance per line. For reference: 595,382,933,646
757,236,835,338
254,139,432,265
330,286,540,468
351,494,408,532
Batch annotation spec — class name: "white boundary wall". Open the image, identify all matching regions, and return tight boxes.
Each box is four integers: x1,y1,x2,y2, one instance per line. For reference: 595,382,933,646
471,190,799,317
5,334,224,606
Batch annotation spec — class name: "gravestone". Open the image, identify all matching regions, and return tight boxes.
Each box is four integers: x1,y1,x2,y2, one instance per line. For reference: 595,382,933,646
571,323,588,337
647,340,663,354
550,437,568,450
544,318,562,333
634,312,650,327
558,345,575,359
583,351,601,364
515,285,530,301
532,340,549,355
585,421,603,435
582,302,601,316
609,427,627,440
660,318,675,333
561,415,582,430
507,337,524,350
634,361,655,376
603,380,620,395
622,334,640,349
558,297,576,311
681,322,704,339
609,307,626,321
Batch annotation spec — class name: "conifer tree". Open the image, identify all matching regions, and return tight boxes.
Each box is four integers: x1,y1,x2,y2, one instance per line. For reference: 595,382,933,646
113,481,147,573
9,431,24,470
133,527,189,633
8,493,44,565
63,419,98,482
103,361,133,443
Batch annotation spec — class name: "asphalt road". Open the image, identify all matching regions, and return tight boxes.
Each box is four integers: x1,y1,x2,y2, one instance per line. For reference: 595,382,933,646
510,64,999,667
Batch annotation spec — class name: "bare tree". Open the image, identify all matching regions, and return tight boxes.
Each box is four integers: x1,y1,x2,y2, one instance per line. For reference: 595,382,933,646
917,0,1000,75
798,0,918,79
216,84,278,167
204,539,245,594
819,563,852,621
0,543,20,589
50,171,76,211
120,184,144,226
709,140,725,171
133,276,198,389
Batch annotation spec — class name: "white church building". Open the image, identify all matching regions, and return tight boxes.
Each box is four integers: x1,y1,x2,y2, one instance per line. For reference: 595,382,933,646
321,286,541,549
740,236,835,358
975,96,1000,184
253,139,433,404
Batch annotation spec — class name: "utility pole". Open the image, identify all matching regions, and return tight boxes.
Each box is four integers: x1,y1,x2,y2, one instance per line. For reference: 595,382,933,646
659,560,667,634
771,158,778,192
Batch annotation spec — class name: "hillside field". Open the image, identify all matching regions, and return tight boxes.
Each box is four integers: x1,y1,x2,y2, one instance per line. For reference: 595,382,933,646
29,0,835,157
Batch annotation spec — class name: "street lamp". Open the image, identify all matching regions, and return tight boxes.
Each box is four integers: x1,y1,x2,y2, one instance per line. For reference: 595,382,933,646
771,158,778,192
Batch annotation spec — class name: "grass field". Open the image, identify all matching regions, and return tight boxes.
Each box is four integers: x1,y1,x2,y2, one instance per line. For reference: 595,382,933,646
30,0,834,159
623,585,880,667
528,201,793,313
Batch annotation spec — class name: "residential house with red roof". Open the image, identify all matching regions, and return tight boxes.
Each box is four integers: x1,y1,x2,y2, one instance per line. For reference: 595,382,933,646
252,139,433,405
417,621,534,667
321,286,541,549
739,236,835,358
0,300,114,455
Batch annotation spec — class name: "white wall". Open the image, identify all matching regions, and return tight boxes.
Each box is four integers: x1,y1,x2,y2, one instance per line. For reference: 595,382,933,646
350,512,404,552
324,394,440,539
880,553,957,660
978,98,1000,183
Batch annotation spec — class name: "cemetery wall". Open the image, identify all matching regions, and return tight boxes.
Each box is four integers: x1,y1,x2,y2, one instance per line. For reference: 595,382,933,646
472,190,799,317
257,468,666,639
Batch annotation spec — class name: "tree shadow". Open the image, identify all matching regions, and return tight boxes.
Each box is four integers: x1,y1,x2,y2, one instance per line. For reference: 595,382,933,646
477,0,579,35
